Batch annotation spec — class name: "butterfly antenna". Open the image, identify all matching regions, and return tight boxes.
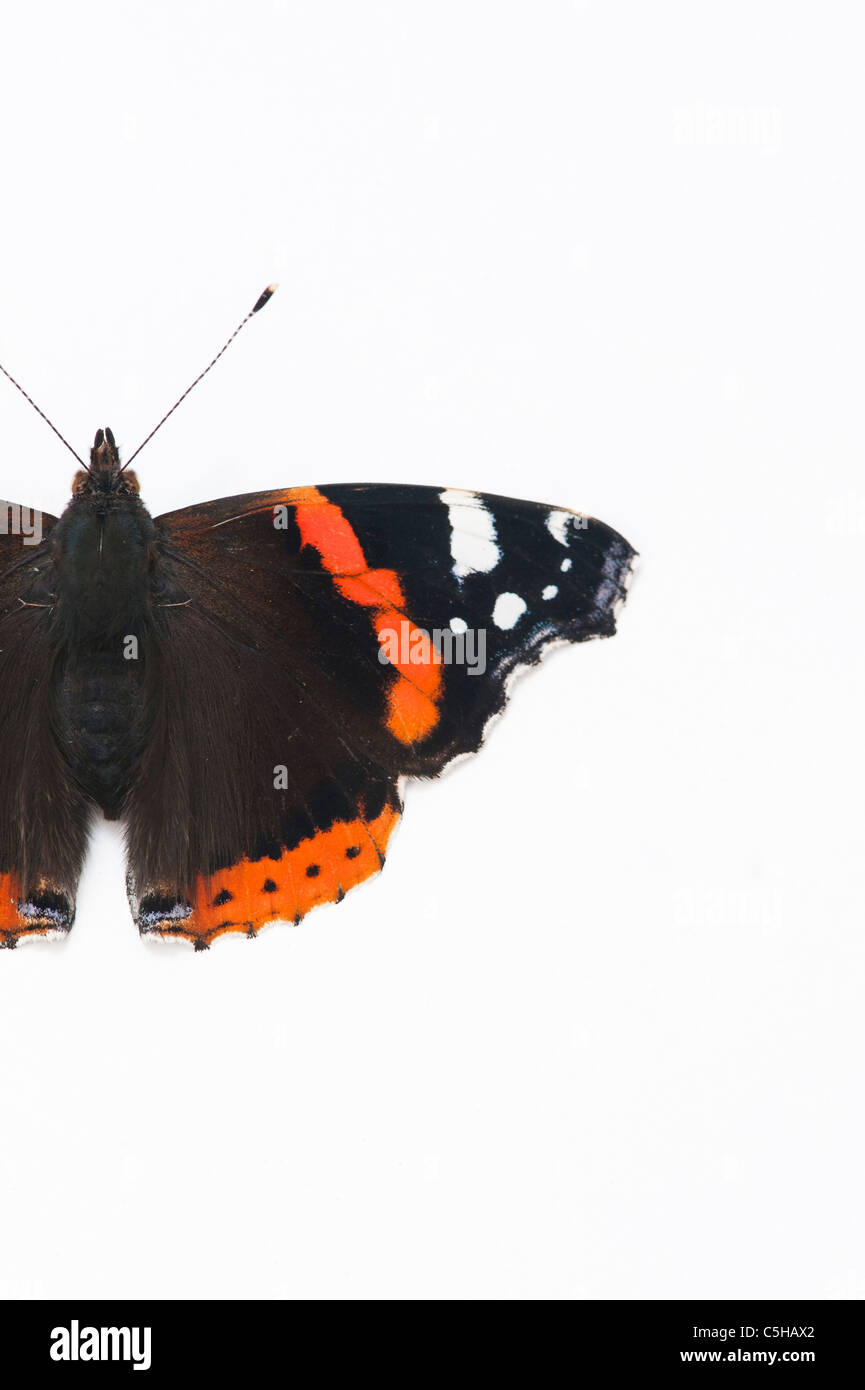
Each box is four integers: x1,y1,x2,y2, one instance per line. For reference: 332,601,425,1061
0,360,87,468
122,284,278,470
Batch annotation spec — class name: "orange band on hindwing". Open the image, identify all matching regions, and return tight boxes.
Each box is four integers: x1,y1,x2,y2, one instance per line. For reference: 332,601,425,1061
0,872,24,946
0,872,72,948
141,803,401,948
290,487,442,742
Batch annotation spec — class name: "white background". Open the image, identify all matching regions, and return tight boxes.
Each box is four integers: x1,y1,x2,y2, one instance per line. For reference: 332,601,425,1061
0,1,861,1301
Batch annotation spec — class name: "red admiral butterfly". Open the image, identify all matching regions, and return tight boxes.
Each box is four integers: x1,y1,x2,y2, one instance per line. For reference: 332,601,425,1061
0,288,636,949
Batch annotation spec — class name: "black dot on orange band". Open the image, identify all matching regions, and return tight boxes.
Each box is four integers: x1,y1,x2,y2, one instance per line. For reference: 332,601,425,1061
262,879,277,893
306,864,320,878
345,845,361,859
213,888,233,906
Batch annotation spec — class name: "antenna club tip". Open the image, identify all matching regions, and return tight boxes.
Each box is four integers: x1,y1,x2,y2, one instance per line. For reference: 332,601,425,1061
252,284,278,313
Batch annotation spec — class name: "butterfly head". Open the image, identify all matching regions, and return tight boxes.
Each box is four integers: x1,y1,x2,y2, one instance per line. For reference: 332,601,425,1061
73,428,140,497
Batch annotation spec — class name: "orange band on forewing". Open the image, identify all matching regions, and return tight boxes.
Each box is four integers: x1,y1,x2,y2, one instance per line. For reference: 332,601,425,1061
335,568,405,609
292,487,442,743
291,487,367,573
384,678,440,743
370,609,441,740
146,803,401,947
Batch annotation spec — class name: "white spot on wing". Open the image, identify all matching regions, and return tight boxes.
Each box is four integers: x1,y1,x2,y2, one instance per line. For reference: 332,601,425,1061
546,509,571,546
542,584,558,600
561,558,572,572
492,592,527,630
450,616,467,634
439,488,500,579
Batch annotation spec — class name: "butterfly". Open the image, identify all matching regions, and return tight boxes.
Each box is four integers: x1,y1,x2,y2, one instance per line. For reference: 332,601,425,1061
0,288,636,949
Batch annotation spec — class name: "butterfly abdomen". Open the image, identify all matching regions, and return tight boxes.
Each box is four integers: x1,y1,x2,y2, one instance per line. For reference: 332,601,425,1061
53,650,151,817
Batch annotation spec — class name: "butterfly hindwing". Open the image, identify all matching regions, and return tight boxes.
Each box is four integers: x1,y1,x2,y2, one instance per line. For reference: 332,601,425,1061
122,495,407,945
